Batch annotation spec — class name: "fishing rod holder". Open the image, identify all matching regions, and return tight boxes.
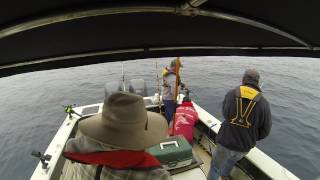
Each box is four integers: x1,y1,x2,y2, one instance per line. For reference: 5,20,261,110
63,104,82,119
31,151,52,169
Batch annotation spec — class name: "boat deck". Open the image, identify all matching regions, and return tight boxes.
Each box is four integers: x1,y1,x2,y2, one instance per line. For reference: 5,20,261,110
59,140,250,180
192,141,251,180
31,97,299,180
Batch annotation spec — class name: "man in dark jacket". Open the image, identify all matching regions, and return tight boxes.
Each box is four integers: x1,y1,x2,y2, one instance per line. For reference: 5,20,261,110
208,69,272,180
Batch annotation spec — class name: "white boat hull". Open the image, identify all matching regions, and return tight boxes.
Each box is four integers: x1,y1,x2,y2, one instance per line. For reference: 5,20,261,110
30,95,299,180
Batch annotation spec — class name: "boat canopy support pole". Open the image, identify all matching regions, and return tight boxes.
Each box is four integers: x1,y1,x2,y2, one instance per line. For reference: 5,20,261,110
0,4,315,51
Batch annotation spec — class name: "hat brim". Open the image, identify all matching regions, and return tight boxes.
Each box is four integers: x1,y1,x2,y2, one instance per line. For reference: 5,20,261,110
79,111,168,150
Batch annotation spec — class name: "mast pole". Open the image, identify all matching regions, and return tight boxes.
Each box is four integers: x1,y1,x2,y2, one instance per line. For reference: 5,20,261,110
155,60,162,113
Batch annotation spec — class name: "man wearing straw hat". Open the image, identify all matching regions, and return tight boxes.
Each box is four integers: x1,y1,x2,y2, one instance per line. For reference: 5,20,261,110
64,92,171,180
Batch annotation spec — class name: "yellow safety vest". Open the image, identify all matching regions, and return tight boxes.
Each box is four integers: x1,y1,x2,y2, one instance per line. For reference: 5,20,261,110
230,86,261,128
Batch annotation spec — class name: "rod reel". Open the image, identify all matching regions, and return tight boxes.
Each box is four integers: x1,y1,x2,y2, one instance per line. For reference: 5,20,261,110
63,104,82,119
31,151,52,169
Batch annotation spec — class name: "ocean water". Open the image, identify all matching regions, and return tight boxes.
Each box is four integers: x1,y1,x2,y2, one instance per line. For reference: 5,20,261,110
0,56,319,180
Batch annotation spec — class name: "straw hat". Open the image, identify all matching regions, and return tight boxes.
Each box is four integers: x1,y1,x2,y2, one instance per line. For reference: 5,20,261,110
79,92,168,150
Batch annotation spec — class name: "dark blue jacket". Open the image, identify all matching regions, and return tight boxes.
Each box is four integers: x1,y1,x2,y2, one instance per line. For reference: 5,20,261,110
216,83,272,152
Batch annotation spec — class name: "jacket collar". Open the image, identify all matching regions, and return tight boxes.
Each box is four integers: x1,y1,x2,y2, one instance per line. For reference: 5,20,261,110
243,82,261,92
64,150,161,170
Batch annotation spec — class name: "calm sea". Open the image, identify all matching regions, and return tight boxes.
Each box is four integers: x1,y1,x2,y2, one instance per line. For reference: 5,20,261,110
0,57,319,180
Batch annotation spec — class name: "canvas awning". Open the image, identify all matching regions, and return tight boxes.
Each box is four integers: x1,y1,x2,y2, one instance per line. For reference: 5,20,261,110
1,0,319,77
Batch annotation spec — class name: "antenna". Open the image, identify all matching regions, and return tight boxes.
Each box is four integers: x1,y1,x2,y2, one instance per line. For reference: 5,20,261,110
122,62,126,91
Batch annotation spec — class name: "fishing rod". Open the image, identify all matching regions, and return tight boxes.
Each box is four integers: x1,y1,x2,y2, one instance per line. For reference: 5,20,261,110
259,82,264,90
122,62,126,91
186,87,200,103
155,59,162,113
62,104,82,119
180,86,201,106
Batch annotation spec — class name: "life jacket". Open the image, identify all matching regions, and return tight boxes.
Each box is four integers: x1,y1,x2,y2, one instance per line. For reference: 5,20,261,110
230,85,262,128
63,150,161,170
162,67,181,87
173,101,199,143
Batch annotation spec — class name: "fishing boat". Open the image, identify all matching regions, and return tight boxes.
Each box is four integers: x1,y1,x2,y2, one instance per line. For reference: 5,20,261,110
28,85,299,180
1,0,319,179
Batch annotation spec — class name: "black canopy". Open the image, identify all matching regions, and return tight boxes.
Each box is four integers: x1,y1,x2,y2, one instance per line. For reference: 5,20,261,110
0,0,319,77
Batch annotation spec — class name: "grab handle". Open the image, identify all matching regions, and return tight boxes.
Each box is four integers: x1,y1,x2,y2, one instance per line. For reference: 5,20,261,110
160,141,179,150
